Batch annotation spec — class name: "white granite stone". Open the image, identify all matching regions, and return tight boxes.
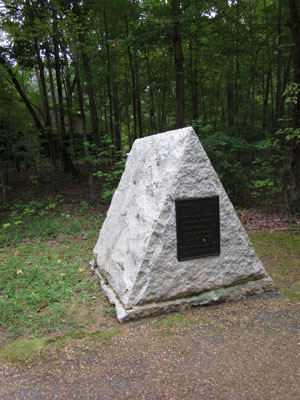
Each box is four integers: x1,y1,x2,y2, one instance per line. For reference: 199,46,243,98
93,127,274,319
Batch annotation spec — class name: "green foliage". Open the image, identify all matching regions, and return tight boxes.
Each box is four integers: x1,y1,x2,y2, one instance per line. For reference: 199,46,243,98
282,82,300,105
276,82,300,142
201,126,288,207
91,138,126,200
249,138,287,205
201,127,253,203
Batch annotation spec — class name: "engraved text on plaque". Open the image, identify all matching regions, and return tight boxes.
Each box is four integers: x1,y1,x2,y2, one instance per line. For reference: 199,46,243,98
176,196,220,261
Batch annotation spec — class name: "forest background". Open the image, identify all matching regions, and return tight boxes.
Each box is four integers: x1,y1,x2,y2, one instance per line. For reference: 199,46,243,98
0,0,300,213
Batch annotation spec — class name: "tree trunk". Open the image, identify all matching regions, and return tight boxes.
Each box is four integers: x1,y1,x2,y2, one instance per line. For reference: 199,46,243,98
160,58,167,132
262,70,270,130
145,53,156,135
33,39,56,164
235,0,240,124
73,42,95,202
275,0,283,128
124,68,132,146
227,57,234,127
132,46,143,138
263,0,275,129
52,31,77,176
103,7,114,142
112,82,121,154
63,60,77,163
189,36,198,133
72,0,100,150
46,47,60,133
124,14,138,140
171,0,185,128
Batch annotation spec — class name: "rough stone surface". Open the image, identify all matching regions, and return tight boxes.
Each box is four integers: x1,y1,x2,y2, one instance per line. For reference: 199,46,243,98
95,269,274,322
93,127,274,316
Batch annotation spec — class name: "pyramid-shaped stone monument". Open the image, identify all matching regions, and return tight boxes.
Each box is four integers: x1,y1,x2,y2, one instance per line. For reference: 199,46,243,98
93,127,274,321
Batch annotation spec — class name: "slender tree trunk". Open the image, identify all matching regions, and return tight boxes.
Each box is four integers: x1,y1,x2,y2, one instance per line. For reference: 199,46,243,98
275,0,283,128
52,28,77,176
262,70,271,129
112,83,121,153
52,35,65,138
82,51,100,149
145,53,156,134
227,57,234,127
248,0,255,130
63,63,77,163
189,36,198,133
34,66,43,118
134,46,143,138
46,47,60,132
160,58,167,131
124,68,132,146
235,1,240,124
103,7,114,142
283,49,293,89
171,0,185,128
103,7,121,154
263,0,275,129
33,39,56,163
198,63,207,126
74,43,95,202
124,14,138,139
72,0,100,150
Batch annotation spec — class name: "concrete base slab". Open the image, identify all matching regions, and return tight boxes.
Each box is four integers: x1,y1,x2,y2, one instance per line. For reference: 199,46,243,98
95,269,274,322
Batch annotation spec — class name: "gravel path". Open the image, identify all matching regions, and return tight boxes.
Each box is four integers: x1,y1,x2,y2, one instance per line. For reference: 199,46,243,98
1,294,300,400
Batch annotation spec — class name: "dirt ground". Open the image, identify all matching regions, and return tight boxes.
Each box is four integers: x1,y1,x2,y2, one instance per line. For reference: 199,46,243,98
1,294,300,400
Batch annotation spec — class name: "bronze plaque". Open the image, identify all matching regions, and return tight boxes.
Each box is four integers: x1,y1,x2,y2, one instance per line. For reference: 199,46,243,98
176,196,220,261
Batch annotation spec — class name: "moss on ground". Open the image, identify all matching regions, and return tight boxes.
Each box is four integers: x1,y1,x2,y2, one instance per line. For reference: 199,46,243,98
0,327,121,364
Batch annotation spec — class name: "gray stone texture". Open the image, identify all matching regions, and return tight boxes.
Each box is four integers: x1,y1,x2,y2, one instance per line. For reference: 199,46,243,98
93,127,273,320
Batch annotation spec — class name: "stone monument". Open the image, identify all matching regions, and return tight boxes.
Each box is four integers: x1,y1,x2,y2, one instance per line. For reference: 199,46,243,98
93,127,274,321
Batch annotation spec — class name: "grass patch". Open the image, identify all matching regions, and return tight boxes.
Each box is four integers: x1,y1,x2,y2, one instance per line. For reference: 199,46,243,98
0,327,121,364
279,282,300,303
251,232,300,301
0,337,50,364
0,196,105,339
46,327,121,347
156,314,185,328
155,313,187,336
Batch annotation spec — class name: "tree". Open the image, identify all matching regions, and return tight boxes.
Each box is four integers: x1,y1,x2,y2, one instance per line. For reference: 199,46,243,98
171,0,185,128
